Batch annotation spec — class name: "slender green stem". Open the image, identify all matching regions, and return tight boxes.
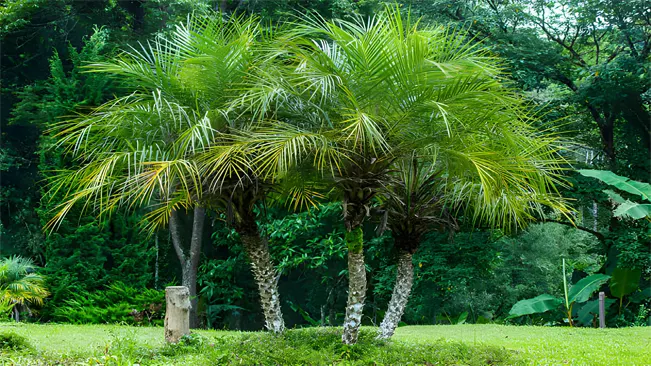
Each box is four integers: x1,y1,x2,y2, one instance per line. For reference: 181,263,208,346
562,258,573,327
562,258,569,310
567,303,574,327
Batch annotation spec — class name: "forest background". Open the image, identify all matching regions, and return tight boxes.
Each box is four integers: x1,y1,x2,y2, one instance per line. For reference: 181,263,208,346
1,0,649,330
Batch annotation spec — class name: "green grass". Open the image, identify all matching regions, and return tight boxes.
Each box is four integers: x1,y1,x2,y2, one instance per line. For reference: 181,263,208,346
395,325,651,365
0,323,649,365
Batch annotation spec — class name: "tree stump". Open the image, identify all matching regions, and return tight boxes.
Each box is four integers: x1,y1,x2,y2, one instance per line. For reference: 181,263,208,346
164,286,191,343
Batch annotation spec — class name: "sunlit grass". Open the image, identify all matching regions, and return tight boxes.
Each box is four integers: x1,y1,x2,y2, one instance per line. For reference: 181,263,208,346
1,323,649,365
394,324,651,365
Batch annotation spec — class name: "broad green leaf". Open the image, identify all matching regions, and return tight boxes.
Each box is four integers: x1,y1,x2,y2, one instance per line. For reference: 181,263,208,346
629,287,651,303
604,189,625,204
610,268,641,299
455,311,468,325
568,274,610,304
577,298,615,326
578,170,651,202
612,201,651,219
508,294,562,318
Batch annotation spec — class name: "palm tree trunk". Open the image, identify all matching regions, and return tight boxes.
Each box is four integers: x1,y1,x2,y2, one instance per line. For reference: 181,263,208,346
342,226,366,345
377,250,414,340
170,206,205,329
240,230,285,333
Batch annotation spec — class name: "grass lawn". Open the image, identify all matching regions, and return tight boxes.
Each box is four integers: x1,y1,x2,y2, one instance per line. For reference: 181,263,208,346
395,325,651,365
1,323,649,365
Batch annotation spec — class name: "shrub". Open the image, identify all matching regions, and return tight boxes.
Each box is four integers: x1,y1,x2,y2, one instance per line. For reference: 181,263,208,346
0,331,31,350
213,328,513,365
159,332,209,357
163,328,514,365
52,282,164,325
87,330,152,366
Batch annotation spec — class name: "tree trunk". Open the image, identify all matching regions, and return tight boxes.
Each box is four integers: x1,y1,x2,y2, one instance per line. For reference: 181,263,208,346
597,121,616,170
181,261,198,327
240,231,285,333
164,286,191,343
169,206,205,329
377,250,414,340
12,305,20,322
320,305,326,326
325,283,338,326
154,234,159,289
188,206,204,328
342,226,366,345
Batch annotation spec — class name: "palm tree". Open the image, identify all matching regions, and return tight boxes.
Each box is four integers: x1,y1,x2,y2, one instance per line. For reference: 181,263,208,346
376,150,569,339
46,13,287,332
0,256,49,322
240,6,570,343
375,157,449,339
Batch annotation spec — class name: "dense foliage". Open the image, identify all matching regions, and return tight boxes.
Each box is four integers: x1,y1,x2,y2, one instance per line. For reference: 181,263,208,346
0,0,648,333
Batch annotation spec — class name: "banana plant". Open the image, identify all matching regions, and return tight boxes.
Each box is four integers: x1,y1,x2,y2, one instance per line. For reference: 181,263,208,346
578,170,651,220
610,267,642,314
509,259,610,327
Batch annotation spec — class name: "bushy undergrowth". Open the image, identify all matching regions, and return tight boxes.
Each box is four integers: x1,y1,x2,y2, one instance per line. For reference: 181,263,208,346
0,327,514,365
217,328,512,365
0,331,31,350
89,328,514,365
51,282,164,325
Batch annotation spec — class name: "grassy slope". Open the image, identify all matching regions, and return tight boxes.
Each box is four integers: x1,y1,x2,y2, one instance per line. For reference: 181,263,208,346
1,323,650,365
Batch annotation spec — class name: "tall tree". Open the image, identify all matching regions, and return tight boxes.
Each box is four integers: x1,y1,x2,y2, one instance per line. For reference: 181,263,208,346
1,0,212,260
241,5,569,343
407,0,650,175
45,13,286,331
377,149,569,339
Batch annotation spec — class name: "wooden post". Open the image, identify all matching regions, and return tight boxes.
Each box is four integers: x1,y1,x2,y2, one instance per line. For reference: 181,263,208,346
164,286,191,343
598,291,606,328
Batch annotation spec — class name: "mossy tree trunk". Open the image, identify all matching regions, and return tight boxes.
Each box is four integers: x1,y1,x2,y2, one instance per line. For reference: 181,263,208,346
342,226,366,345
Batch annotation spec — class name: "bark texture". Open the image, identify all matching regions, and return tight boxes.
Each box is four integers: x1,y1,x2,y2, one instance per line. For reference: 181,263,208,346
241,232,285,333
342,227,366,345
169,206,205,328
377,250,414,340
164,286,191,343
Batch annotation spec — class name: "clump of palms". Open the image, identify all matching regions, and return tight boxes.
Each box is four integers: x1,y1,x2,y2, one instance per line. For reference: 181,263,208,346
242,6,570,343
0,256,49,322
46,13,288,332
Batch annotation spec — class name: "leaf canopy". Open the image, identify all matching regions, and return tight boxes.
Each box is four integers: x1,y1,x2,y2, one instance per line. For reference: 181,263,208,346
567,274,610,304
45,13,280,232
609,268,641,299
242,5,571,230
578,170,651,202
